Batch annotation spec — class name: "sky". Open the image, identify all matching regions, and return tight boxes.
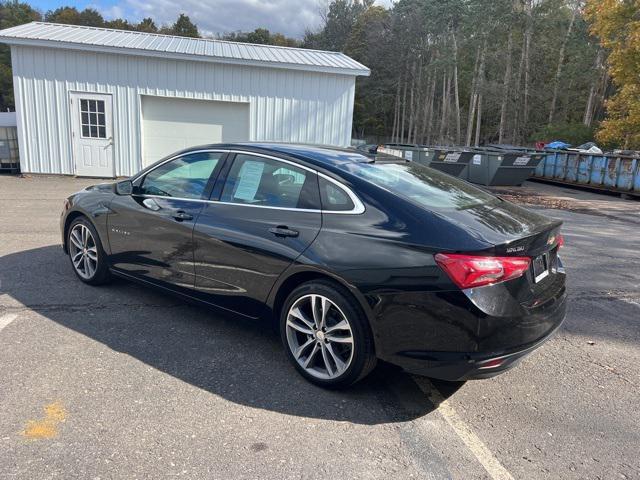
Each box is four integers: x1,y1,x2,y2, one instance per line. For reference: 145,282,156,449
25,0,393,39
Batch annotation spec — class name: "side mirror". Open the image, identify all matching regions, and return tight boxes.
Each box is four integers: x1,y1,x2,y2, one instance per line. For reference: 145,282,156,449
115,180,133,195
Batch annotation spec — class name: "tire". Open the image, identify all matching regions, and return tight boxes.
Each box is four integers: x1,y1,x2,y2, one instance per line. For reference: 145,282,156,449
67,216,111,285
280,280,377,389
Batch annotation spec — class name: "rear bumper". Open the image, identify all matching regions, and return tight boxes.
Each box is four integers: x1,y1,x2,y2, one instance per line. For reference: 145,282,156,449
370,272,567,381
388,315,564,381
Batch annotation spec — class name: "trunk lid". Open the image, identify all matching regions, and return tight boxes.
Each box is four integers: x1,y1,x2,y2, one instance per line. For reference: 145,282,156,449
430,199,564,294
435,199,562,257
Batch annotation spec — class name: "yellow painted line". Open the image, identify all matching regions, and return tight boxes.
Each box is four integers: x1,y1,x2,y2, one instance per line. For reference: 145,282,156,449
22,401,67,440
414,377,515,480
0,313,18,332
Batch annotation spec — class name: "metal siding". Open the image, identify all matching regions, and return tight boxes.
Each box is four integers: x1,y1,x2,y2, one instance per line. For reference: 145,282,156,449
11,45,356,176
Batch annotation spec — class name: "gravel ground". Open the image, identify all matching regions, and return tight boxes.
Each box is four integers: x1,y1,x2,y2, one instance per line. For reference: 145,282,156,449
0,175,638,480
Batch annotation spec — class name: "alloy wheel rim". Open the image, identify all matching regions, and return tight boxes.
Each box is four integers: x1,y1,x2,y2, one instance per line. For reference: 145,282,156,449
285,294,354,380
69,224,98,280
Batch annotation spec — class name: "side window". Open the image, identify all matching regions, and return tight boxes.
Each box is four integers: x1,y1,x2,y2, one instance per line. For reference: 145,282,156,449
319,177,355,212
80,99,106,138
139,152,222,199
220,154,319,209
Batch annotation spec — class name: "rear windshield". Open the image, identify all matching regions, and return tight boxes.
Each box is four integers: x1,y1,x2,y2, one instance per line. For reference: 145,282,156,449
339,162,498,210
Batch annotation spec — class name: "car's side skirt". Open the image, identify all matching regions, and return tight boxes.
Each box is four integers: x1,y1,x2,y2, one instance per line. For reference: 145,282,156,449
109,268,262,321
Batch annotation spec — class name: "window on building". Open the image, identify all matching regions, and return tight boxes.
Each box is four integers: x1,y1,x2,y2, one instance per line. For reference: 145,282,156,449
80,99,106,139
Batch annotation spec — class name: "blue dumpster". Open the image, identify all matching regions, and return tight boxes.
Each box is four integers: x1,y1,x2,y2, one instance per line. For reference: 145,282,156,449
534,151,639,195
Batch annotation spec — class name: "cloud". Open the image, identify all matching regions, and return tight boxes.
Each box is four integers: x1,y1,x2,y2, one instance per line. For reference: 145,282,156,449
109,0,327,38
93,0,395,39
99,4,125,20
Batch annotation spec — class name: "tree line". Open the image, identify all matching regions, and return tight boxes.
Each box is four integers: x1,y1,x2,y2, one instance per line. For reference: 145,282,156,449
0,0,636,148
0,1,204,109
303,0,611,148
0,0,303,110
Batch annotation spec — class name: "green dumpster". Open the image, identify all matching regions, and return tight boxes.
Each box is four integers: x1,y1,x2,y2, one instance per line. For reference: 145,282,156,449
466,147,545,186
426,147,474,178
382,144,472,177
380,144,433,163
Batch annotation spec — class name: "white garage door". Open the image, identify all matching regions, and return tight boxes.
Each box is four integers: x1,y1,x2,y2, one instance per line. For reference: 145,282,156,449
141,96,250,167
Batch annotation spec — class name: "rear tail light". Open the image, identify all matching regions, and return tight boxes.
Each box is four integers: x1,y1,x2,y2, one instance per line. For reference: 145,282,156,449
434,253,531,289
556,233,564,248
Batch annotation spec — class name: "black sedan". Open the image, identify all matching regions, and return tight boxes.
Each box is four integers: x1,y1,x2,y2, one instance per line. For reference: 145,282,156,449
60,143,567,388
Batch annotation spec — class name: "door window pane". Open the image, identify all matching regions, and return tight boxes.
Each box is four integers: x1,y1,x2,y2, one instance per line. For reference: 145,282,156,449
140,152,222,199
220,154,319,209
319,177,355,211
79,99,107,139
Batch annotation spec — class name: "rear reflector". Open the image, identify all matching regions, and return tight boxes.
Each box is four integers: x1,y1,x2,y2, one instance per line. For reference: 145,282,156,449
478,357,506,369
434,253,531,289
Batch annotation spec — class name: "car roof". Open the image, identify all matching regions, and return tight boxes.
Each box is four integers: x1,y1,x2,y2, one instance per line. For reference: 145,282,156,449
183,142,403,170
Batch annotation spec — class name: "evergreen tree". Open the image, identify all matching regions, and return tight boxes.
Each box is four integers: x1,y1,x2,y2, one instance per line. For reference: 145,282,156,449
137,17,158,33
45,6,105,27
170,13,199,38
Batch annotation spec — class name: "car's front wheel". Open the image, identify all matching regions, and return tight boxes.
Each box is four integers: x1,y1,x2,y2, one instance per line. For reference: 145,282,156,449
67,217,111,285
280,280,376,389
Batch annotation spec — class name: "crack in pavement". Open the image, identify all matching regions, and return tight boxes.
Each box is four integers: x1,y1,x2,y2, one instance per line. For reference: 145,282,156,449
557,335,638,388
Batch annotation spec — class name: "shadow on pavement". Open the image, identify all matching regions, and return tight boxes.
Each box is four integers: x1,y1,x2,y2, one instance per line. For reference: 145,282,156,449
0,245,465,425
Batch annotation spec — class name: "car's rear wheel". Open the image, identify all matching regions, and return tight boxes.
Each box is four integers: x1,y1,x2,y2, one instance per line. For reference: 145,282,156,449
67,217,111,285
280,280,376,389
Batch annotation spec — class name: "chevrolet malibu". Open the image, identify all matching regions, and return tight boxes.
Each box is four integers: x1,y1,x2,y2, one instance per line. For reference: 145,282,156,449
61,143,567,388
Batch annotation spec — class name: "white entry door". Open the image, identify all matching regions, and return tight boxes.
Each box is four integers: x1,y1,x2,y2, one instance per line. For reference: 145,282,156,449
70,92,114,177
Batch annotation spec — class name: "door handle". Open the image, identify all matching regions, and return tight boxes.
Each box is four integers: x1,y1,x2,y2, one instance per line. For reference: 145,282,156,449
172,210,193,221
268,226,299,238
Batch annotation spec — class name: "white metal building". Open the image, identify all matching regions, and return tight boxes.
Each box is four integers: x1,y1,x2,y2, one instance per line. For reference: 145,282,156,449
0,22,369,177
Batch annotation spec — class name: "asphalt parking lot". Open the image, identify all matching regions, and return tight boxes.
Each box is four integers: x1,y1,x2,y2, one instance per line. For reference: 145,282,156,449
1,175,639,480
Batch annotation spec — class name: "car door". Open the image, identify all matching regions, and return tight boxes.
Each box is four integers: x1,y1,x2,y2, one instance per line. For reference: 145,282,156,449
107,150,226,289
192,152,322,318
